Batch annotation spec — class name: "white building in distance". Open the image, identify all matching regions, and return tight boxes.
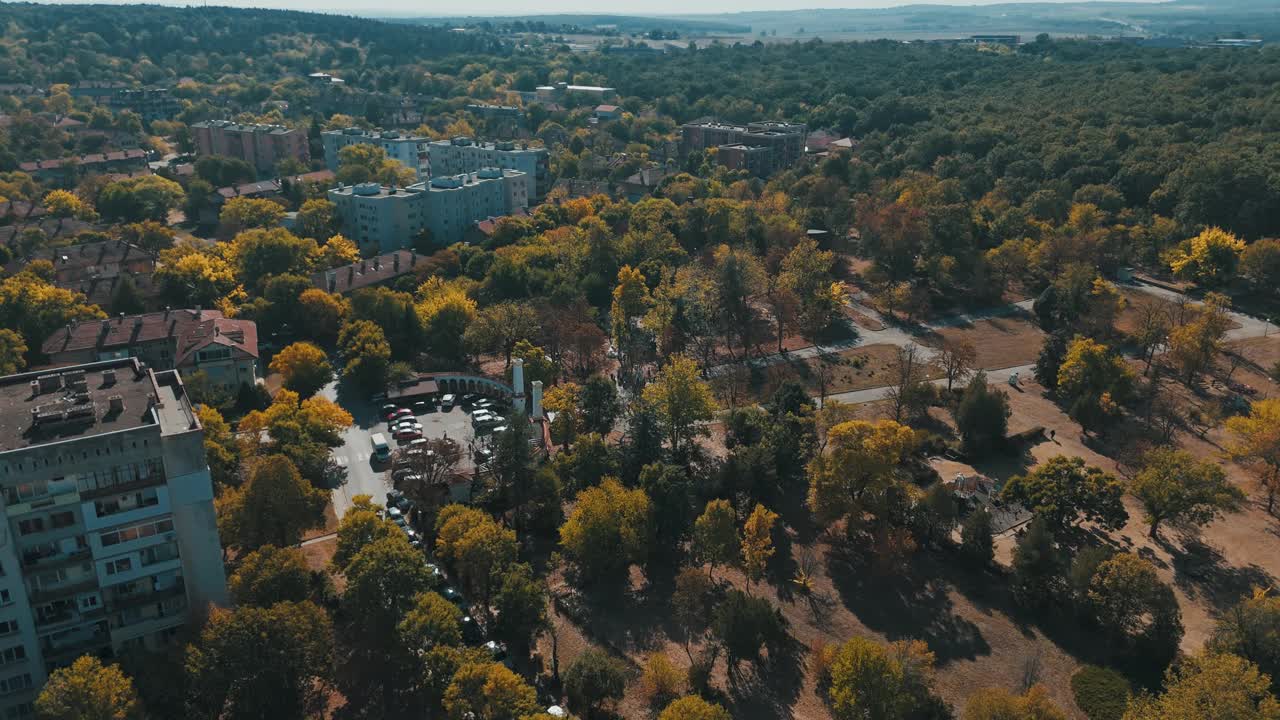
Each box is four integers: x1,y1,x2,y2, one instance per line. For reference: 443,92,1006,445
425,137,550,200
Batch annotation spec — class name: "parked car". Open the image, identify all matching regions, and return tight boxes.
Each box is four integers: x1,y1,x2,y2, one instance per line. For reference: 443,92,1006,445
381,403,398,416
387,407,413,421
491,425,509,435
394,427,423,441
441,394,456,410
370,433,391,462
412,400,432,413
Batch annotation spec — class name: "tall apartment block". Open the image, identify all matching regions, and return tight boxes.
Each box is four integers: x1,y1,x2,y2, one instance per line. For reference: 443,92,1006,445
190,120,310,175
426,137,550,200
0,359,228,717
679,120,808,176
328,168,530,254
321,128,430,180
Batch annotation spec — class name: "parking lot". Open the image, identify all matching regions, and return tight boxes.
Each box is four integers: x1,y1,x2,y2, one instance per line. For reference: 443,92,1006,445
324,383,510,520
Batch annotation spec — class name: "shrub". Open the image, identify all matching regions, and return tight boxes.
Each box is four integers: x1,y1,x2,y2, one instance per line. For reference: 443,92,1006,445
639,652,684,707
1070,665,1130,720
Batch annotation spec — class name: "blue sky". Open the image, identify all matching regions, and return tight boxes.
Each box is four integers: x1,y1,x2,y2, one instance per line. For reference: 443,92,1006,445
34,0,1167,17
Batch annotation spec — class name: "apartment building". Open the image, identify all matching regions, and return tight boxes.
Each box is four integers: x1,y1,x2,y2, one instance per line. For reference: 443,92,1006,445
41,309,260,394
189,121,309,175
321,127,430,180
328,168,530,254
106,89,180,123
0,358,228,717
679,119,808,176
535,82,617,103
425,137,550,200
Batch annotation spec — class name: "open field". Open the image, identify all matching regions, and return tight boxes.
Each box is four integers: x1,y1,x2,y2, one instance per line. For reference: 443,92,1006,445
920,315,1045,370
712,344,941,405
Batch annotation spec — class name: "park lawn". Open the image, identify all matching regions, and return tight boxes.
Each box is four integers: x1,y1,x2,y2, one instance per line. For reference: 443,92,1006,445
921,316,1045,371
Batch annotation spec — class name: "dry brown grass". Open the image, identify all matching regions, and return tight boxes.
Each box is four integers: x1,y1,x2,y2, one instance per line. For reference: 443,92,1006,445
921,316,1045,370
713,345,943,405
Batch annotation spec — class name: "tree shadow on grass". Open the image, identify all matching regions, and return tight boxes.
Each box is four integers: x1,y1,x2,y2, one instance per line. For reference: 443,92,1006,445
724,631,808,720
1169,532,1277,612
825,540,991,664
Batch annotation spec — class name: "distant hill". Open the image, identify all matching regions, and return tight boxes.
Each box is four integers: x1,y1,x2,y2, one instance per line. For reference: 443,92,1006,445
656,1,1280,41
391,14,751,35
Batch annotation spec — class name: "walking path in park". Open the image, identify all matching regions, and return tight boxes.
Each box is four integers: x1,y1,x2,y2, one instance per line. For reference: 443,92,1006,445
709,279,1274,406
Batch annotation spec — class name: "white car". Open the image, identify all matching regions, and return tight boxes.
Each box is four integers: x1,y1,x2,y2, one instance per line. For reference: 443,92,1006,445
441,394,456,409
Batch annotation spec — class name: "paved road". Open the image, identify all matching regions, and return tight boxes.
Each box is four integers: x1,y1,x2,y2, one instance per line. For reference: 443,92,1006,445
706,297,1036,378
814,279,1274,407
321,381,479,520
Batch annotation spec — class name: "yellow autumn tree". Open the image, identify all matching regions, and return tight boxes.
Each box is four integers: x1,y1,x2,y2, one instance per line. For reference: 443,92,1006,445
1167,227,1246,286
741,503,779,589
1226,397,1280,515
807,419,918,525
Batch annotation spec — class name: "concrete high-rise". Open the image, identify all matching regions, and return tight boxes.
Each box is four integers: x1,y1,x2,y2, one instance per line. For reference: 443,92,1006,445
321,128,430,181
190,121,309,175
0,359,228,717
328,168,530,254
426,138,550,200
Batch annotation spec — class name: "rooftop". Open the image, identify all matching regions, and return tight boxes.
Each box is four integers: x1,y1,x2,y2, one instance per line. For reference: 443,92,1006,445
216,170,335,200
7,239,155,284
312,250,419,294
41,309,259,367
331,168,525,198
191,120,299,136
0,358,181,453
19,148,147,172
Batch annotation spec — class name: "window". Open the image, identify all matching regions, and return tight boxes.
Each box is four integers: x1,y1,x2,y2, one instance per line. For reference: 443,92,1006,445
0,590,12,607
0,646,25,665
0,621,16,636
15,519,41,537
0,673,32,696
49,511,74,529
3,702,31,719
105,558,132,576
99,518,172,547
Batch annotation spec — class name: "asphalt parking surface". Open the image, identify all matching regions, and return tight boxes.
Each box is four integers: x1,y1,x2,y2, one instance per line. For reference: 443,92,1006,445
324,383,486,519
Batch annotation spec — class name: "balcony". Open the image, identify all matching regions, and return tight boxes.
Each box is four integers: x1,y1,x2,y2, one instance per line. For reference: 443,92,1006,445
105,581,185,613
79,473,165,502
21,546,90,571
28,578,98,605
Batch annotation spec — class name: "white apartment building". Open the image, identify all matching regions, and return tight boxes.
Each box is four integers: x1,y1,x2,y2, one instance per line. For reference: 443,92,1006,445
328,168,530,254
322,127,431,180
425,137,550,200
0,359,228,718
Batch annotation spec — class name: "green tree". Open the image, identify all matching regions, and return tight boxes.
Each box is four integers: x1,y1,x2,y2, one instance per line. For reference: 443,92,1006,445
492,561,547,654
1210,588,1280,694
807,419,918,525
228,544,311,607
564,649,627,719
559,478,652,583
1085,553,1183,661
642,355,716,457
692,499,738,580
1002,456,1128,532
295,198,338,240
953,371,1010,456
229,227,317,290
399,591,463,651
97,175,185,222
1131,447,1244,538
340,534,436,716
36,656,140,720
1226,397,1280,514
1011,516,1064,608
1123,652,1280,720
580,373,621,435
269,341,333,397
333,495,400,570
185,602,334,720
218,455,327,551
1056,336,1133,434
712,589,789,671
338,320,392,391
959,509,995,568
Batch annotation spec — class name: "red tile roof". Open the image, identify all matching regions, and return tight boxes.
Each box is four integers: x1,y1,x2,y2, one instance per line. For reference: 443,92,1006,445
42,309,258,366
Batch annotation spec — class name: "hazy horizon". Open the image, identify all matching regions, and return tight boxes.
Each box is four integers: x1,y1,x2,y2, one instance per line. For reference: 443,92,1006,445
29,0,1172,18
